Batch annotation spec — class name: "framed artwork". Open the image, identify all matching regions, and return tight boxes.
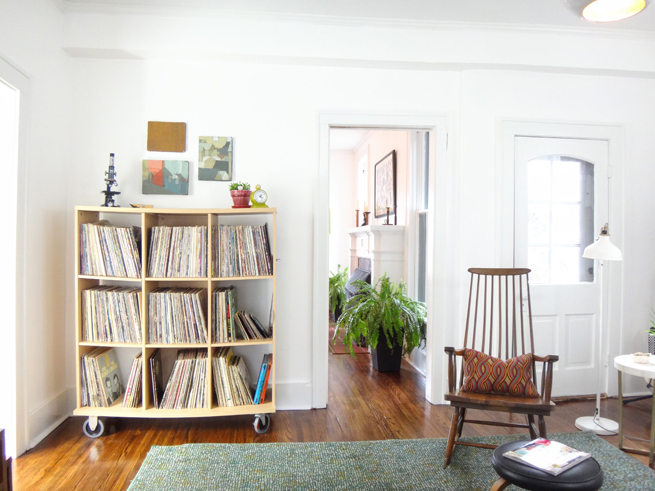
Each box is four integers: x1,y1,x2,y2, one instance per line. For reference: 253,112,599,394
142,160,189,195
198,136,232,181
374,150,396,218
147,122,186,152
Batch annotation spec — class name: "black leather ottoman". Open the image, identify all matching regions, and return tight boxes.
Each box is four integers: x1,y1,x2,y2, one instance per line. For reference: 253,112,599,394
491,440,604,491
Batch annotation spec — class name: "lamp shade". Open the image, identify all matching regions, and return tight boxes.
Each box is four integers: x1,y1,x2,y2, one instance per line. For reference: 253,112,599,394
563,0,648,22
583,224,623,261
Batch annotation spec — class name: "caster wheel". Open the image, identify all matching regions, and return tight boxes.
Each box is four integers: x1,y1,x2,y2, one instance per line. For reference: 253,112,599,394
82,418,105,438
253,414,270,434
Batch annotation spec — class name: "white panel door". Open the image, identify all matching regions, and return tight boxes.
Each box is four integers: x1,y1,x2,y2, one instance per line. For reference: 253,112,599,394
514,137,608,397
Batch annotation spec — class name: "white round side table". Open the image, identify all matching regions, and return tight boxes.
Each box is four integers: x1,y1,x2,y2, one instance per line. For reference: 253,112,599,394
614,354,655,468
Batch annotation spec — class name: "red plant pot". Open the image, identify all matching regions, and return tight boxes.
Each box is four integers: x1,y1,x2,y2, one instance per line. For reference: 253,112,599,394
230,190,252,208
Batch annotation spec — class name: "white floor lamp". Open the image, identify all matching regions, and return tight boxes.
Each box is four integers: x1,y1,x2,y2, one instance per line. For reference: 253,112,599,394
575,224,622,435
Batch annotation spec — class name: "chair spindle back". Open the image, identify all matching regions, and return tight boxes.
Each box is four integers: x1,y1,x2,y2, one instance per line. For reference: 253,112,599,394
462,268,534,361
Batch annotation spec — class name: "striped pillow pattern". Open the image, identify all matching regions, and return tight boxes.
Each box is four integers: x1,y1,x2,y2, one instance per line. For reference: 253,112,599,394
462,348,538,397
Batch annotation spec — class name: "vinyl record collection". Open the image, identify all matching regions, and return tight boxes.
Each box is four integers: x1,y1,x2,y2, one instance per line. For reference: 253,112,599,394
160,349,208,409
80,222,141,278
253,353,273,405
81,347,123,408
212,287,272,342
213,224,273,277
122,353,143,408
82,286,142,343
148,288,207,344
212,348,253,407
147,226,208,278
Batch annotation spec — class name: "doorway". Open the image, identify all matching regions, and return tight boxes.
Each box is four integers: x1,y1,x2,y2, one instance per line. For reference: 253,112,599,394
314,113,455,409
0,56,29,458
501,121,624,399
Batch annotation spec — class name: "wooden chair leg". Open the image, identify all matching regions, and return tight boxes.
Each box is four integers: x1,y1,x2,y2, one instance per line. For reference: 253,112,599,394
527,414,538,439
490,478,511,491
456,408,466,440
443,407,461,468
538,415,547,438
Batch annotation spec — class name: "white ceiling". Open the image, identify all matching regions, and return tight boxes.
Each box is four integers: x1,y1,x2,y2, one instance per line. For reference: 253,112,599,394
330,129,369,152
54,0,655,32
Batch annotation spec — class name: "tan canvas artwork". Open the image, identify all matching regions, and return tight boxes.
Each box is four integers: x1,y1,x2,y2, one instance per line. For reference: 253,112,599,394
147,121,187,152
198,136,232,181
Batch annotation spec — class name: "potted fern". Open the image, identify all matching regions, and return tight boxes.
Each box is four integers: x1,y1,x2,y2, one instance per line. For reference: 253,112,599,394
648,309,655,356
229,181,251,208
335,274,426,372
329,265,348,322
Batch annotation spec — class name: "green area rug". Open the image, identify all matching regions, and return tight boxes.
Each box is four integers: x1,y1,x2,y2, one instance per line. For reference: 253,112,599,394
127,431,655,490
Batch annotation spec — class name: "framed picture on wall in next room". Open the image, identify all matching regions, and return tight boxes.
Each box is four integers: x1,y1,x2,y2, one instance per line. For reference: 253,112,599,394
374,150,396,218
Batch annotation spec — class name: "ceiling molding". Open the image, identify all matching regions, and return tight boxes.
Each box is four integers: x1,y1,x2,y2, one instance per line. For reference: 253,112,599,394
49,0,68,13
55,1,655,41
61,48,655,79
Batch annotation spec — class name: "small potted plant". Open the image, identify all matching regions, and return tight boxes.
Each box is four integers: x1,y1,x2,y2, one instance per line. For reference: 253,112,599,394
335,274,426,372
229,181,251,208
648,309,655,356
328,265,348,322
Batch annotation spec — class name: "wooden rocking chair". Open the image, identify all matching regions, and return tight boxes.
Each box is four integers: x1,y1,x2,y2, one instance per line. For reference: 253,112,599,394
443,268,559,468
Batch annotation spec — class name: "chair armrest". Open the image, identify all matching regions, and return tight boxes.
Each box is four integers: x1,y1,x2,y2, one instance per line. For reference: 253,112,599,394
444,347,460,393
534,354,558,404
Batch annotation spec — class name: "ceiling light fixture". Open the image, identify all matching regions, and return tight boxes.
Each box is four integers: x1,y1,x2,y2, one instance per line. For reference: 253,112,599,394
563,0,648,22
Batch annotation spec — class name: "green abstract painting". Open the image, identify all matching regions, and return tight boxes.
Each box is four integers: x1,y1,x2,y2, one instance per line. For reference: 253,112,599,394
198,136,232,181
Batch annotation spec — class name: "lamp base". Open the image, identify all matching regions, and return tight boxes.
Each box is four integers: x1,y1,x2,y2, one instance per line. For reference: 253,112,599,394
574,415,618,435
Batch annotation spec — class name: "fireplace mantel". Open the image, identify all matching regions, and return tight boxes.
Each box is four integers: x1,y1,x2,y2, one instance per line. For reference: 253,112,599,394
347,225,406,285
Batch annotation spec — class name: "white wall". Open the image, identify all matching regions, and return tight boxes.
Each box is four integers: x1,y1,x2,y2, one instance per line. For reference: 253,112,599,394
2,3,655,450
354,130,410,228
58,10,655,408
328,149,356,274
0,0,71,453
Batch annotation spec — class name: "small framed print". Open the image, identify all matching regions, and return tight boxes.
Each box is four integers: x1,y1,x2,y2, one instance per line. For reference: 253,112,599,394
198,136,233,181
374,150,396,218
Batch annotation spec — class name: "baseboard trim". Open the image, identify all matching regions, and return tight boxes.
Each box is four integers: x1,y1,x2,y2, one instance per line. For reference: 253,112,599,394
27,388,72,449
276,381,313,410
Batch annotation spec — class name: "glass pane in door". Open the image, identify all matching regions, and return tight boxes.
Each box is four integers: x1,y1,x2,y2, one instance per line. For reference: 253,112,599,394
527,156,594,284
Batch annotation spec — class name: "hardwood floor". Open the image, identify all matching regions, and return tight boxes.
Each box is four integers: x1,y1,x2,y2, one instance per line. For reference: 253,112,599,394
13,352,655,490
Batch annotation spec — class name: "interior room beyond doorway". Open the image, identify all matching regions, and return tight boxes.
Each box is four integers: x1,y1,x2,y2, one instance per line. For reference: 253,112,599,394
327,127,428,391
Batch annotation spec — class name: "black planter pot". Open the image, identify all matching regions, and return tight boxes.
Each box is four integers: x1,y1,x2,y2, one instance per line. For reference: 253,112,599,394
371,328,402,372
331,304,343,323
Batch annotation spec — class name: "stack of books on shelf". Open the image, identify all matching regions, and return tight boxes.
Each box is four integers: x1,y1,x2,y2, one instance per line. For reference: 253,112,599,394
212,347,254,407
253,353,273,405
234,311,271,341
122,353,143,408
212,286,236,342
149,350,164,409
147,226,208,278
148,288,207,344
81,347,124,407
160,349,208,409
213,224,273,277
80,222,141,278
82,286,142,343
212,286,272,342
503,438,592,476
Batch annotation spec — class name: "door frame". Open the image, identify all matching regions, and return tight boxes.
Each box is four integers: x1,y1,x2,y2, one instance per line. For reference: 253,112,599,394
499,120,625,398
0,54,30,457
314,112,457,407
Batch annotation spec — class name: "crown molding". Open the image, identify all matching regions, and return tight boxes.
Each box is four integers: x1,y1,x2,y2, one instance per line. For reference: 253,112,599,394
55,1,655,41
49,0,68,13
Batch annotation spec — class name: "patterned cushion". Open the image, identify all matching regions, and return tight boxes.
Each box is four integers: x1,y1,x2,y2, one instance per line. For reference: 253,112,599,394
461,349,538,397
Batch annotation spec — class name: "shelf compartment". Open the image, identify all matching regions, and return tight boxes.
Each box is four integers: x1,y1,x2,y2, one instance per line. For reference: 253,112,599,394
211,275,273,281
79,342,142,348
211,340,272,347
74,402,275,418
78,275,142,282
145,277,209,282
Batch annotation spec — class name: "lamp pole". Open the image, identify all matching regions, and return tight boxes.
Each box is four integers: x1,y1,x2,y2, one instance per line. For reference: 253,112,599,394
575,224,621,435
